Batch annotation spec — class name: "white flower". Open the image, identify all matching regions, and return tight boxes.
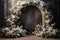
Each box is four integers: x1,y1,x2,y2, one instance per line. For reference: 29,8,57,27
45,19,50,24
51,29,57,35
20,1,27,5
16,34,20,36
36,24,40,27
3,27,9,31
43,28,46,32
40,1,44,7
11,15,16,19
33,0,39,3
16,1,21,5
7,18,11,22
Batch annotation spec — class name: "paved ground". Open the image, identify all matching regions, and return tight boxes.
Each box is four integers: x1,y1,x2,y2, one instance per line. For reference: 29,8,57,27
0,35,60,40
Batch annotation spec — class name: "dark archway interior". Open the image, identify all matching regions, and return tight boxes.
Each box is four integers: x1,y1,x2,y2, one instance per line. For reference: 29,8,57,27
20,6,42,34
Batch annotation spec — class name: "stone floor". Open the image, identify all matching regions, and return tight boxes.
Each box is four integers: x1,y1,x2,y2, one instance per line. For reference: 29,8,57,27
0,35,60,40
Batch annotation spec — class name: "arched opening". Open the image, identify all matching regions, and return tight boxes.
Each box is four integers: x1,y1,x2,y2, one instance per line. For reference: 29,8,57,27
20,5,42,34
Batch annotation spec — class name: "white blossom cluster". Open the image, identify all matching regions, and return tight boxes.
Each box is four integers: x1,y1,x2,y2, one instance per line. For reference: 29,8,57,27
0,26,27,37
33,13,57,38
33,23,57,38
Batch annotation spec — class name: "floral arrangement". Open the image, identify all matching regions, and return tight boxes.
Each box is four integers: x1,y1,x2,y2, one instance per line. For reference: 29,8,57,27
0,25,27,37
33,13,57,38
0,0,57,38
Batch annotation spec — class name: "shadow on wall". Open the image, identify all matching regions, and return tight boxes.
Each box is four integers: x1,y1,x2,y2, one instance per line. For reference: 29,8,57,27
49,0,60,29
42,0,60,29
0,0,4,27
